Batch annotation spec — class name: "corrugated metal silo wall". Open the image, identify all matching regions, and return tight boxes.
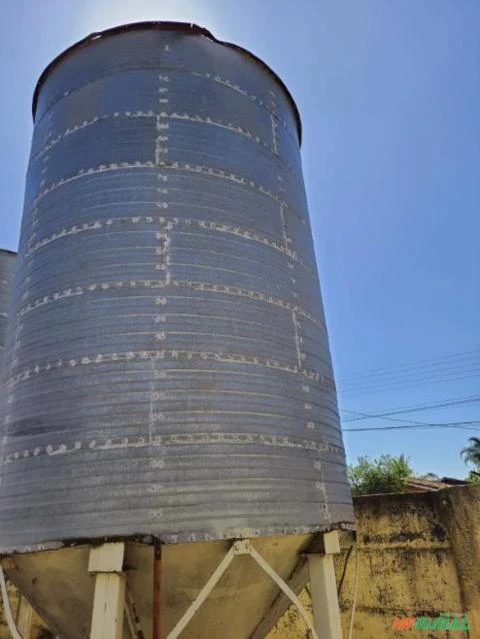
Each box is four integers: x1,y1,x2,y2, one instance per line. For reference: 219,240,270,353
0,25,354,551
0,250,16,362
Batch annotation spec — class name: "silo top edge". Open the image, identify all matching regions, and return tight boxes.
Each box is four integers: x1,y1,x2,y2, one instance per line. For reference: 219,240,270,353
0,249,17,257
31,20,302,144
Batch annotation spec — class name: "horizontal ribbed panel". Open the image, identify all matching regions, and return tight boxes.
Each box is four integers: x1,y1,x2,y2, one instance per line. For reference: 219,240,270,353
0,27,353,551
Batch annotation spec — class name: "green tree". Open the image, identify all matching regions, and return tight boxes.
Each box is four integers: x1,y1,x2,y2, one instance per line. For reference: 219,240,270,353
461,437,480,481
348,454,413,496
466,470,480,483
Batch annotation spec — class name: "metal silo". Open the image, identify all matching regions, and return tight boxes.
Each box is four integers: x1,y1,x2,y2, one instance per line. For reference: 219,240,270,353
0,23,353,639
0,250,16,362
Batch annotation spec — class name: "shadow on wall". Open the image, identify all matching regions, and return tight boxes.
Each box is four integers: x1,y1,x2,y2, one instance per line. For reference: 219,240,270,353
267,484,480,639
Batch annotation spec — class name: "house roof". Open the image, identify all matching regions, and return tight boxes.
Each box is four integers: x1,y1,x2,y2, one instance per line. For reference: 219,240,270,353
404,476,468,492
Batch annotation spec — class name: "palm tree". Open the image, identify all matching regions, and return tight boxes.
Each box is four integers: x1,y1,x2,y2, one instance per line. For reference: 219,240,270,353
461,437,480,476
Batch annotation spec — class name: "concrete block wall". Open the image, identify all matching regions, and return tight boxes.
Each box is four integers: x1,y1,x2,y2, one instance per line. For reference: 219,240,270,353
268,484,480,638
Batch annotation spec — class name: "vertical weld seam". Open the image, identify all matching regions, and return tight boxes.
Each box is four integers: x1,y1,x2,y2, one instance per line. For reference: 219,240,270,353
155,72,170,165
279,203,289,249
292,309,302,368
155,114,165,166
270,113,278,155
317,458,331,522
149,358,155,445
165,230,171,286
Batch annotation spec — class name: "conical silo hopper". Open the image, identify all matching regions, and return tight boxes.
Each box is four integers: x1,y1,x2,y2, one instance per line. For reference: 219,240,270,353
0,23,354,639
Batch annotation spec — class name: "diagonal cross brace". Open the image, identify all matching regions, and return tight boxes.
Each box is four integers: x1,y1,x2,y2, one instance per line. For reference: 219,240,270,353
166,540,319,639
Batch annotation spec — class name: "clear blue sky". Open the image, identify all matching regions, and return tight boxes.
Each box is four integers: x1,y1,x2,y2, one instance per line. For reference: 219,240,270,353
0,1,478,477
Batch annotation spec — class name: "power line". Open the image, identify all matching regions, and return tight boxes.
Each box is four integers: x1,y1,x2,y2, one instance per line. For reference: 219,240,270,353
341,394,480,423
336,353,480,432
343,420,480,433
338,362,480,391
339,366,480,393
342,409,430,426
335,348,480,397
338,348,480,384
338,369,480,397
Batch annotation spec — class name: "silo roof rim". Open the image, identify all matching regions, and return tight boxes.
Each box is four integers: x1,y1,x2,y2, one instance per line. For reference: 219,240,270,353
31,20,302,144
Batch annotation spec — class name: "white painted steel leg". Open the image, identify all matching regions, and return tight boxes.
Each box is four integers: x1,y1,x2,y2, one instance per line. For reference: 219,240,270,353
17,595,33,638
307,532,343,639
88,543,126,639
90,574,126,639
166,547,236,639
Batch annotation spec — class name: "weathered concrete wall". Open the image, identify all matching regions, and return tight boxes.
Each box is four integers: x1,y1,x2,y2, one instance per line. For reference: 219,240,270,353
268,484,480,639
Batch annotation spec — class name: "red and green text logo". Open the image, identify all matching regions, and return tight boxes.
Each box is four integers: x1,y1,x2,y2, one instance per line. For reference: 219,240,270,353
392,614,468,632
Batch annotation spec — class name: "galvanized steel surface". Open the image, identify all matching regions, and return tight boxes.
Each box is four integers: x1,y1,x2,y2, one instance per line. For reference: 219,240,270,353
0,23,354,551
0,250,16,362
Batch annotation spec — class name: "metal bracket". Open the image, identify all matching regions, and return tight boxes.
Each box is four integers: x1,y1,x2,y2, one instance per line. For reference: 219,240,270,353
232,539,252,555
166,540,319,639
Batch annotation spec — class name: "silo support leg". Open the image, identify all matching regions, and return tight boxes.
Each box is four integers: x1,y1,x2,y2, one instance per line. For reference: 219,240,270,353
88,543,126,639
307,531,343,639
16,595,33,638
